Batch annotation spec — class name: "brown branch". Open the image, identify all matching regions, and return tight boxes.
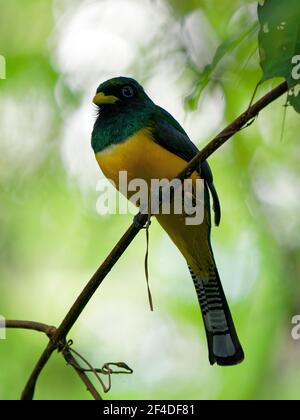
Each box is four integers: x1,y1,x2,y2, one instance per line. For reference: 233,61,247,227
21,81,289,400
4,320,102,400
5,320,56,337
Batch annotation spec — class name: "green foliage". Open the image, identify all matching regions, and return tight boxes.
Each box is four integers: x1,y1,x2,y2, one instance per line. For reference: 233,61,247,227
186,23,258,110
258,0,300,112
288,86,300,113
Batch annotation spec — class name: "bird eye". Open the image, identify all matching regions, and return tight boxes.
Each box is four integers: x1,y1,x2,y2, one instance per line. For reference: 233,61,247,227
122,86,134,98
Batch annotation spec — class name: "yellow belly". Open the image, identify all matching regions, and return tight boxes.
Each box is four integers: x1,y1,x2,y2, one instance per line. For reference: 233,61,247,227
95,127,198,186
95,128,213,277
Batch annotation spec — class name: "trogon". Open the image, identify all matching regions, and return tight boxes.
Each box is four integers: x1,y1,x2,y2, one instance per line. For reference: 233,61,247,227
91,77,244,366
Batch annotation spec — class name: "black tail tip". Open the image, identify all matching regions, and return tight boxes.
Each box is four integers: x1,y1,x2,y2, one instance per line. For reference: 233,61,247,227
209,348,245,367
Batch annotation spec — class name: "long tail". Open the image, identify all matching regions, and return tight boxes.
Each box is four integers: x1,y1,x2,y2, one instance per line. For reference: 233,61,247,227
189,264,244,366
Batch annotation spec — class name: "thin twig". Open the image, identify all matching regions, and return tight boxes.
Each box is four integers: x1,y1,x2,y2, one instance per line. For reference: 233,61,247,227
64,341,108,394
280,92,289,143
3,320,102,400
21,81,289,400
63,342,133,395
144,195,153,312
62,344,102,400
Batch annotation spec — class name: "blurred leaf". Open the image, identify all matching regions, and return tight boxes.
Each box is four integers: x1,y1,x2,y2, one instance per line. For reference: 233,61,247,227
287,84,300,112
167,0,206,16
258,0,300,112
185,23,258,110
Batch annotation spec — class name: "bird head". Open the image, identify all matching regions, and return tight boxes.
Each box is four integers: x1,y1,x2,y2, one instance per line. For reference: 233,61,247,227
93,77,151,111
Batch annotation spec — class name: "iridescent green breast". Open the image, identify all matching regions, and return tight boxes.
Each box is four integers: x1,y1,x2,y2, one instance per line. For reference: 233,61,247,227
92,106,153,154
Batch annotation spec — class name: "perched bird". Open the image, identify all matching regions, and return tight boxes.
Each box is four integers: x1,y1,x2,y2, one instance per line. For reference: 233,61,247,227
91,77,244,366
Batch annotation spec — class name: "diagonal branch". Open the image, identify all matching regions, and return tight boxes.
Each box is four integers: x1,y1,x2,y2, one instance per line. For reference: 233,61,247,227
3,320,102,400
21,81,289,400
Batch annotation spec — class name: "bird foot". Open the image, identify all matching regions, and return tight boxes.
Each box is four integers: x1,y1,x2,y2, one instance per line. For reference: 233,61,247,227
133,214,151,229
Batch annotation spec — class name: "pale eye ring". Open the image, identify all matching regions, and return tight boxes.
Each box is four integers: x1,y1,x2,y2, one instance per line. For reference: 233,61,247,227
122,86,134,98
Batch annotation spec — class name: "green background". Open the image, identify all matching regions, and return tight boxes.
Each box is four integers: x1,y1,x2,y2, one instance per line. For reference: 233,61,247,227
0,0,299,400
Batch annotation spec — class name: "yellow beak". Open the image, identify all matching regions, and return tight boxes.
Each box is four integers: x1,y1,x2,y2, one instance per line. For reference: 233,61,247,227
93,92,118,105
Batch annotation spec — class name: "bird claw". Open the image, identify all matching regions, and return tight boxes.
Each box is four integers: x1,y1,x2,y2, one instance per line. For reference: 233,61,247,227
133,214,145,229
133,214,151,229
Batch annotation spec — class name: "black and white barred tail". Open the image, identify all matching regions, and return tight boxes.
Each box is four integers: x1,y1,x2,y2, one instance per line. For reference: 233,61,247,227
189,265,244,366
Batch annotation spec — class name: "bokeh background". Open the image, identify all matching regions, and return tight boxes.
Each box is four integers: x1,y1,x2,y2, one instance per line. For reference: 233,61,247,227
0,0,299,400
